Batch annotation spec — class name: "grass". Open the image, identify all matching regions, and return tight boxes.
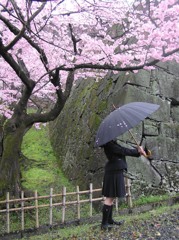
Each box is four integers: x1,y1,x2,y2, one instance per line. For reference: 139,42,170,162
18,203,179,240
21,125,75,194
122,204,177,222
0,125,78,234
133,194,170,206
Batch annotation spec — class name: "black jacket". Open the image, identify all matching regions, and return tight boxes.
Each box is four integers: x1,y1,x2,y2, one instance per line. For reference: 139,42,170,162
103,141,140,172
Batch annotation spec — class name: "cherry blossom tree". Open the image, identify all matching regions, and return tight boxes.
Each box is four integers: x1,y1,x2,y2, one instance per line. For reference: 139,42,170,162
0,0,179,197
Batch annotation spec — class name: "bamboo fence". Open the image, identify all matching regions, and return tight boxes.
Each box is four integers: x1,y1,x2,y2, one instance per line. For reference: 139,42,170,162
0,178,132,234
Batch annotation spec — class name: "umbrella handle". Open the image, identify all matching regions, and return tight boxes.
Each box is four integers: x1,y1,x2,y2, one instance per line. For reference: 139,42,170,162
145,149,152,158
128,130,152,158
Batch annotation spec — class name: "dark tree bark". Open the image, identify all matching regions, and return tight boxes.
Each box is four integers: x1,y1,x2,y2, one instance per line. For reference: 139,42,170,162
0,44,74,198
0,69,74,198
0,119,26,198
0,7,76,198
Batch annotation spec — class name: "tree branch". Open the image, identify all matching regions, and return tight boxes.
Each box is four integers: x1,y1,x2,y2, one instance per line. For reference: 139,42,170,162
54,46,179,72
69,23,81,55
25,96,66,126
0,41,35,90
24,70,75,126
64,70,75,99
5,27,26,51
0,3,49,70
13,84,34,122
50,69,64,100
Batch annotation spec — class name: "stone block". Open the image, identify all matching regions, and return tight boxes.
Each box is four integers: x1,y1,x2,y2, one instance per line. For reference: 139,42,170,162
114,84,170,122
145,136,179,162
143,120,159,136
160,122,179,138
127,156,161,186
172,106,179,122
124,70,151,87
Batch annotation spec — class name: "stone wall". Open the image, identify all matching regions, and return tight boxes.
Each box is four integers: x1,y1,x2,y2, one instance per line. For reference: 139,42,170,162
49,61,179,197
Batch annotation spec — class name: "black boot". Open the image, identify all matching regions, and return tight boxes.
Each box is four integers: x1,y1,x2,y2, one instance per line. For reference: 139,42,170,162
101,204,111,230
108,205,124,226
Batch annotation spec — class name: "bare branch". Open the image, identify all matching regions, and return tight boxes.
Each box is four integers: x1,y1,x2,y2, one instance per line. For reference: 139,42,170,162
69,23,81,55
0,41,35,90
0,13,50,71
64,70,75,99
5,27,26,51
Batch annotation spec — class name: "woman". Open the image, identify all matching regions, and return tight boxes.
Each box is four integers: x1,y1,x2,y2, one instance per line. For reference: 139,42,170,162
101,140,147,230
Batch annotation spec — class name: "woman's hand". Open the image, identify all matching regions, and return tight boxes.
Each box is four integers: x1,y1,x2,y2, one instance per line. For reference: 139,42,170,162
137,146,147,157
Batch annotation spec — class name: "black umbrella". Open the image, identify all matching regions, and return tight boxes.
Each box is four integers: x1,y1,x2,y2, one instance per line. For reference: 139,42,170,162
94,102,160,147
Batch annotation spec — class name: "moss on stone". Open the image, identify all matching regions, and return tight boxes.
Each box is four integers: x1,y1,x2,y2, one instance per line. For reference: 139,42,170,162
98,100,108,113
88,113,101,131
50,65,179,196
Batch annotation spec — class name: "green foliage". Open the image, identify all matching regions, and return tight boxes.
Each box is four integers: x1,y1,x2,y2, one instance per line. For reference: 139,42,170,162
21,125,74,194
133,194,170,206
0,125,91,233
22,168,55,192
22,125,55,163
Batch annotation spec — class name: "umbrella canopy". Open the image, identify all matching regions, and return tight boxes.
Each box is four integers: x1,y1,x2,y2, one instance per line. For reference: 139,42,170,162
94,102,160,147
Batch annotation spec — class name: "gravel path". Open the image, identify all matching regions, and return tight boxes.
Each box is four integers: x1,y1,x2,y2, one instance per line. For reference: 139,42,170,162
89,208,179,240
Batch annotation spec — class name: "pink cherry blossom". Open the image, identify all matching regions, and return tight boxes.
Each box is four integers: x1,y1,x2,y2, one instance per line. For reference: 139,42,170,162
0,0,179,118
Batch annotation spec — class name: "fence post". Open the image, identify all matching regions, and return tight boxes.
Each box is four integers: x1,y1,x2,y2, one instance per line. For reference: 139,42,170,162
0,182,133,233
89,183,93,217
76,186,80,220
6,192,10,234
21,191,24,231
115,197,118,212
62,186,66,223
125,177,133,208
35,190,39,228
49,188,53,226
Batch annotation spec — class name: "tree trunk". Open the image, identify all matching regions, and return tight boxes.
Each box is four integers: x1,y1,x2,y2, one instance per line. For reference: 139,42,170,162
0,119,26,199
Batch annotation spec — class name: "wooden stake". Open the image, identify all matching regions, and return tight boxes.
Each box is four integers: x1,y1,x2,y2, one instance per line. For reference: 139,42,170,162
21,191,24,231
35,190,39,228
76,186,80,220
0,181,133,234
115,197,118,212
125,178,132,208
6,192,10,233
62,186,66,223
49,188,53,226
89,183,93,217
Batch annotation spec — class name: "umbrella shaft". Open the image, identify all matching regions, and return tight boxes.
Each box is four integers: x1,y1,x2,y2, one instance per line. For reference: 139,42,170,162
129,130,152,157
128,130,139,146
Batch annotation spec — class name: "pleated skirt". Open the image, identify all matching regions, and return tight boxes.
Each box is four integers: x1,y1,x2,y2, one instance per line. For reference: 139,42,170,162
102,170,126,198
